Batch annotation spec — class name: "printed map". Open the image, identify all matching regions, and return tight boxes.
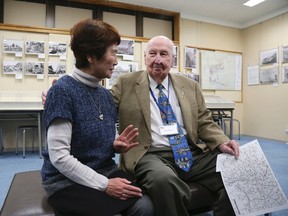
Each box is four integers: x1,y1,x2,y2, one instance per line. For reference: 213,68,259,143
217,139,288,216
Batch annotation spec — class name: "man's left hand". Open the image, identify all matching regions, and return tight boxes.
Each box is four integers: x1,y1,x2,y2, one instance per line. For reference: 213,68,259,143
218,140,240,159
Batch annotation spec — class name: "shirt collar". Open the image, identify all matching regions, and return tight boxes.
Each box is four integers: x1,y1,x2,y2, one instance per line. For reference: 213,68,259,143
148,75,169,91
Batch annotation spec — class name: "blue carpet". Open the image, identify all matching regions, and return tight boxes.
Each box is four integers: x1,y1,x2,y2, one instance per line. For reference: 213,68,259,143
0,135,288,215
0,152,43,210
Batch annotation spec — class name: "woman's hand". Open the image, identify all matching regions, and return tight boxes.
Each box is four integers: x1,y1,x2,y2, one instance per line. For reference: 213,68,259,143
113,125,139,153
105,178,142,200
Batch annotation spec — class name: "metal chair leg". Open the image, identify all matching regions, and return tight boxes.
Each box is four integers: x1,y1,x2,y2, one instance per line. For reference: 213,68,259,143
16,128,19,155
22,129,26,158
222,118,240,140
16,125,38,158
32,128,35,153
0,127,4,152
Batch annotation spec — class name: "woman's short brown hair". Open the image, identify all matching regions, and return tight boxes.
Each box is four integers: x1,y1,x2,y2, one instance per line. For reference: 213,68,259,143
70,18,121,68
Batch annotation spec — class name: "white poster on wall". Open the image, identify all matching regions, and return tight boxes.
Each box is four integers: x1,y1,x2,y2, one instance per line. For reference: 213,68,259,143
247,65,259,85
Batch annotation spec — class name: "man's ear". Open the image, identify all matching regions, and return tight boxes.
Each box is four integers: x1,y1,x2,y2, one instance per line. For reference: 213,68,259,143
171,54,175,67
144,52,147,65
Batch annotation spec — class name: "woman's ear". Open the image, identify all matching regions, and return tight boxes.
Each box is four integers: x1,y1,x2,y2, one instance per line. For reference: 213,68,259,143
87,55,93,64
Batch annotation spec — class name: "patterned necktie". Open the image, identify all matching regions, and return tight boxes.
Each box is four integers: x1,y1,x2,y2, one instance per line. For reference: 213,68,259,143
157,84,193,172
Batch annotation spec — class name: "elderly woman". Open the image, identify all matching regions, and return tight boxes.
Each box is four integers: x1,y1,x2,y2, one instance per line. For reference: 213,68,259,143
41,18,153,216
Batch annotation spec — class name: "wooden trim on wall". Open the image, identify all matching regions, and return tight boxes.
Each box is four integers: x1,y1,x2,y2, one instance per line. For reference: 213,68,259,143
53,0,180,41
0,23,152,43
173,13,180,43
69,0,178,16
0,23,70,35
136,12,143,37
3,0,180,42
185,45,242,55
46,1,56,28
93,5,104,19
0,0,4,23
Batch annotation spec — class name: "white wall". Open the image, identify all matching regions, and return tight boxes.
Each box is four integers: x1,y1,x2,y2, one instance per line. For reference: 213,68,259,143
242,14,288,141
1,0,288,147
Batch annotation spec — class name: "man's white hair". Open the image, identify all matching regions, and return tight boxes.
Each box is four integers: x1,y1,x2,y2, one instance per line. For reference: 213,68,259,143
145,35,174,55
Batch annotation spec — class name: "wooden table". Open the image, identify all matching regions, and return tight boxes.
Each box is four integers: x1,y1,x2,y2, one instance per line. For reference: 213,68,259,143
204,95,235,139
0,101,44,158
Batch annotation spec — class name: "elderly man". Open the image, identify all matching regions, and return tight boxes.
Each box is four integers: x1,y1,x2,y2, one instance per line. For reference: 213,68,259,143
110,35,239,216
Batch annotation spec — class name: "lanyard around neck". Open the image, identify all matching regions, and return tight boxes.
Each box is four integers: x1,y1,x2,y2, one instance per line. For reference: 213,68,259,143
149,79,170,119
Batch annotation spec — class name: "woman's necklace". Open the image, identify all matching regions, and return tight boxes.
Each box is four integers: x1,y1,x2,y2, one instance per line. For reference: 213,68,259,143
83,85,104,121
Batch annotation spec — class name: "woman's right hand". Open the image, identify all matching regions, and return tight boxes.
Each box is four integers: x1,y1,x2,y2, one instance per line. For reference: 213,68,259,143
105,178,142,200
113,125,139,153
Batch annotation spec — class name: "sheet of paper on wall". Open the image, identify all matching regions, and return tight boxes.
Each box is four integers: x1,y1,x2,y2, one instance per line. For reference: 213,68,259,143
216,139,288,216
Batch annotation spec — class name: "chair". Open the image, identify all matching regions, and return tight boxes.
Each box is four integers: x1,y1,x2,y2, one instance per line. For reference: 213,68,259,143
0,127,4,152
211,110,223,127
15,125,39,158
222,118,241,140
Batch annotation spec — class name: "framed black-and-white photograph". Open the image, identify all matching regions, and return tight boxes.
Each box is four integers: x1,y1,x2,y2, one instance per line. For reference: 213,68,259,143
282,45,288,63
259,65,278,84
3,60,23,75
172,46,178,68
184,47,197,69
25,62,44,75
25,41,45,55
260,48,278,65
189,73,200,83
282,66,288,83
48,62,66,76
183,73,200,83
117,39,134,60
3,39,23,54
48,42,67,56
105,61,138,89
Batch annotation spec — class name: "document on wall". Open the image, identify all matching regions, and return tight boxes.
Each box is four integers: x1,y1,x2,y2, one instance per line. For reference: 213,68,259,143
247,65,260,85
216,139,288,216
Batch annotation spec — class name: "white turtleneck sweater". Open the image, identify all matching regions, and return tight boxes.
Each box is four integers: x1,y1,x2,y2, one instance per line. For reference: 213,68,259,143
47,68,110,191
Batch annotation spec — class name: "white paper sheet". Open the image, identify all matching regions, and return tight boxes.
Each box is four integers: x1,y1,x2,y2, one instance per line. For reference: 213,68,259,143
247,65,259,85
217,139,288,216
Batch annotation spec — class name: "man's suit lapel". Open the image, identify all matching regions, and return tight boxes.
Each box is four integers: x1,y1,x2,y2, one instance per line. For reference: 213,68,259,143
135,72,151,134
170,74,193,135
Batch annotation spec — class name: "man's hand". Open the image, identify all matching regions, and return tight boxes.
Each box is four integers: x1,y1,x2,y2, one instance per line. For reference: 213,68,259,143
218,140,240,159
113,125,139,153
105,178,142,200
41,79,57,106
41,90,48,106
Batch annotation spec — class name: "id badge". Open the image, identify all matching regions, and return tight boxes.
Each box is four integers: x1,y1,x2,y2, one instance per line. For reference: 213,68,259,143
159,123,179,135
